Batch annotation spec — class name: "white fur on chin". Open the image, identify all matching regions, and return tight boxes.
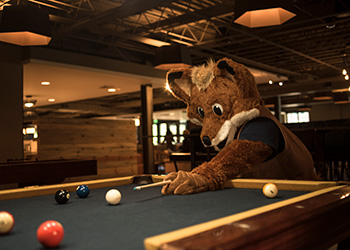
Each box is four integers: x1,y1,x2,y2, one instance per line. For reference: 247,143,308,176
212,108,260,151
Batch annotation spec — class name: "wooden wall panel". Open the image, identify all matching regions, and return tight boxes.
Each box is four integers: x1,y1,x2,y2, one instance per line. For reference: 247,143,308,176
35,118,137,181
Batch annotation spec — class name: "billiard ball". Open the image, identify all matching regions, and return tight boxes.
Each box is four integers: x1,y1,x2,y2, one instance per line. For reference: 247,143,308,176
0,211,15,234
76,184,90,198
105,189,121,205
262,183,278,198
55,189,70,204
37,220,64,248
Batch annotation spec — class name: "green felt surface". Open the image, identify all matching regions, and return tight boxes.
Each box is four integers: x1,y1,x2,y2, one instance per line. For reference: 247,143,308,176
0,184,307,250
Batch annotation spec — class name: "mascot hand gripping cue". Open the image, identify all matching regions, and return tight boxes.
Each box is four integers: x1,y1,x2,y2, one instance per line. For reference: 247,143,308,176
162,58,317,195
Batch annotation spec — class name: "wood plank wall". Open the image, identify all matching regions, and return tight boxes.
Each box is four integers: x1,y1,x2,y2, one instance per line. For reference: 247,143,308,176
35,118,137,181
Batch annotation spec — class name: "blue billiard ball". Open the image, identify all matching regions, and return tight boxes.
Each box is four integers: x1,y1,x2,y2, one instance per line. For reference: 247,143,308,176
76,185,90,198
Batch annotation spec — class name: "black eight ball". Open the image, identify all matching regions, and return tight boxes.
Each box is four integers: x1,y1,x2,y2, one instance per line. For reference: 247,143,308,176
55,189,70,204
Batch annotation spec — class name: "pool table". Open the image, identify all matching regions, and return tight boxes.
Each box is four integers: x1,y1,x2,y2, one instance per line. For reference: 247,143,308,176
0,175,349,250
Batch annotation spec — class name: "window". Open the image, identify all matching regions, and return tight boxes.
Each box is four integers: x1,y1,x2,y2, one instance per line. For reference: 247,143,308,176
152,120,187,146
286,112,310,123
179,123,187,143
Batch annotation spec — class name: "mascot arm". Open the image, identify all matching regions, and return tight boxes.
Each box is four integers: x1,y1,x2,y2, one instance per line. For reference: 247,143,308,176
161,140,273,195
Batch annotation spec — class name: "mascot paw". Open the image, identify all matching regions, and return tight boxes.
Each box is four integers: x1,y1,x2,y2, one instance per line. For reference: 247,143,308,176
161,170,210,195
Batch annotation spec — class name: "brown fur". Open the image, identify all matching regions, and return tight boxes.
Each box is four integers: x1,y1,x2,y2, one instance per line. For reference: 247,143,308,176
163,58,315,195
166,58,263,149
192,140,273,190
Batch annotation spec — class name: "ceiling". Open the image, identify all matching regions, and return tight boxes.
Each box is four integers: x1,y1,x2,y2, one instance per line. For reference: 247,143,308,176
1,0,350,120
22,58,166,109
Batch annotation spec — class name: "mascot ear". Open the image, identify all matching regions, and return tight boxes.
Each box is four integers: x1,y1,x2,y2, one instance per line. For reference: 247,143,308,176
217,59,236,76
216,58,260,100
166,68,192,104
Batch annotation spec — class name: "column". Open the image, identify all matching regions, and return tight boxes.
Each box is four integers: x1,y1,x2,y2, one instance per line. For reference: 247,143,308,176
141,84,155,173
0,42,23,162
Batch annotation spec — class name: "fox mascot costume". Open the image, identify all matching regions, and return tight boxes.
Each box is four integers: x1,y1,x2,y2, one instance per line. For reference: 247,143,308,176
162,58,317,195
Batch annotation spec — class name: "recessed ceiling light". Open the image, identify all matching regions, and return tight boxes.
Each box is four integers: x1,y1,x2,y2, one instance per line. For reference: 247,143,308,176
48,98,56,102
100,86,120,92
41,81,50,85
108,88,116,93
24,96,36,107
107,88,120,93
24,102,34,108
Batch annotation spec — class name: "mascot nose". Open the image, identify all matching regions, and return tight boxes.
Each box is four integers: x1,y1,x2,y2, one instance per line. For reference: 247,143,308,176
202,136,212,146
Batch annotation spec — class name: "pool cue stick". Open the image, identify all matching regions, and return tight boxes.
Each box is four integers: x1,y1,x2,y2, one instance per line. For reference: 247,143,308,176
133,180,172,191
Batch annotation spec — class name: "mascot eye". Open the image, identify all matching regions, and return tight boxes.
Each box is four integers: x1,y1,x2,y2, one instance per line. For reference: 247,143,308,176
212,103,223,116
197,107,205,118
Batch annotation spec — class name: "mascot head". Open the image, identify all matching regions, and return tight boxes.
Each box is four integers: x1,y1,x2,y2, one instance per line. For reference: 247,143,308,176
166,58,263,151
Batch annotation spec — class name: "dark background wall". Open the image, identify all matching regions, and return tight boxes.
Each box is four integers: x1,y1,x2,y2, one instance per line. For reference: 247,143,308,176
0,43,23,162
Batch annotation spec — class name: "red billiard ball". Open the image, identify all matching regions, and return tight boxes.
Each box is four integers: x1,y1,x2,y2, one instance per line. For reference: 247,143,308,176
55,190,70,204
0,211,15,234
37,220,64,248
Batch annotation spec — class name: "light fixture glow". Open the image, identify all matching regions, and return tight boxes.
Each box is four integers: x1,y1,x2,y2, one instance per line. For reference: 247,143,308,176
41,81,50,85
24,95,36,108
345,75,349,81
108,88,117,93
0,5,51,46
332,88,350,93
48,98,56,102
25,127,36,134
24,102,34,108
268,80,273,85
342,69,347,75
235,7,296,28
313,96,333,101
134,118,140,127
279,81,283,86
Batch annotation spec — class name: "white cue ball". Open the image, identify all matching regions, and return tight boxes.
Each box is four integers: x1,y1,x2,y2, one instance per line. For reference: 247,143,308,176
105,189,121,205
262,183,278,198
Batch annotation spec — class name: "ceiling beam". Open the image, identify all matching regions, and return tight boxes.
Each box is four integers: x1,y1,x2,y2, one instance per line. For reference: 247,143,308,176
26,47,166,79
194,46,302,77
131,2,235,34
258,76,346,97
53,0,176,39
36,102,118,116
221,25,342,72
